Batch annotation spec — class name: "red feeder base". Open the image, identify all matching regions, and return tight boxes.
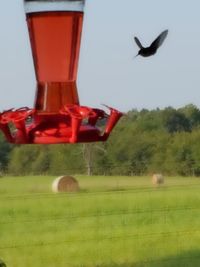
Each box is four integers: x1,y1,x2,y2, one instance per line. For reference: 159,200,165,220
0,105,122,144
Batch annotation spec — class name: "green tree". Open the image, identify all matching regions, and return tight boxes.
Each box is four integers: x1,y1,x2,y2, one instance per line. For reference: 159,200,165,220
162,108,191,133
179,104,200,128
0,133,12,171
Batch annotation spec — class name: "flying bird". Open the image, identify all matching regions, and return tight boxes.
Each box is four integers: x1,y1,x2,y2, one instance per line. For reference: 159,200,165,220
134,29,168,58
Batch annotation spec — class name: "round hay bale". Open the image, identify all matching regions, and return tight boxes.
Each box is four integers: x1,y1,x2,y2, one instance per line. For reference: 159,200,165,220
52,176,79,193
152,174,164,185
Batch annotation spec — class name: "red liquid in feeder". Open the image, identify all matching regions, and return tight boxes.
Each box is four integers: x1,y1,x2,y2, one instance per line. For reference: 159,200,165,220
27,11,83,112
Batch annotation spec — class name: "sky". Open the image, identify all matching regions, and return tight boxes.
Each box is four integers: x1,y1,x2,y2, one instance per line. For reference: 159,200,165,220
0,0,200,112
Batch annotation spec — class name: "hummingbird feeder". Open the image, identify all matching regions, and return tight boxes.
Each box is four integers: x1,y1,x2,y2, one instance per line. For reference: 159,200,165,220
0,0,122,144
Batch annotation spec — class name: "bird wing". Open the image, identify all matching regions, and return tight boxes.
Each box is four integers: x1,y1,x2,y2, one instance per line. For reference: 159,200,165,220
134,37,143,49
150,30,168,50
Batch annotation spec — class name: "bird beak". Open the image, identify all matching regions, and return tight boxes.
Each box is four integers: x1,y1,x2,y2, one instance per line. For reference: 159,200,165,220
133,53,139,59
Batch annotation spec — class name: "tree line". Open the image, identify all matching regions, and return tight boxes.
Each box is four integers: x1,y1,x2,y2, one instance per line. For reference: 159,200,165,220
1,104,200,176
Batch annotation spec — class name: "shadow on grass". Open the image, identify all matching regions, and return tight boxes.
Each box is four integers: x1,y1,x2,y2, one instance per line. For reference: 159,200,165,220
96,250,200,267
0,260,6,267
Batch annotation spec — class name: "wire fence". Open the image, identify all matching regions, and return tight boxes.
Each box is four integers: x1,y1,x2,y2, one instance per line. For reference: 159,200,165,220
1,176,200,266
3,158,200,176
0,181,200,201
0,205,200,226
1,229,200,250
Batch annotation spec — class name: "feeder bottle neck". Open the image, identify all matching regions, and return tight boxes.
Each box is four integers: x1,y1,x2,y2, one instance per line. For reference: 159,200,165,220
24,0,85,13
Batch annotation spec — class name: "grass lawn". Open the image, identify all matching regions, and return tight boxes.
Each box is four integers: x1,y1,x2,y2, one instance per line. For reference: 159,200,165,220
0,175,200,266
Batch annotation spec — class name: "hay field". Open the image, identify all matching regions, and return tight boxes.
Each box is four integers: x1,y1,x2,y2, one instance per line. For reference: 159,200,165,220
0,175,200,266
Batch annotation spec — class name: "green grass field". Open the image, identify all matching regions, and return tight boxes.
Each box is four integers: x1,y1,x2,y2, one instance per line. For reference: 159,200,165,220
1,175,200,266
